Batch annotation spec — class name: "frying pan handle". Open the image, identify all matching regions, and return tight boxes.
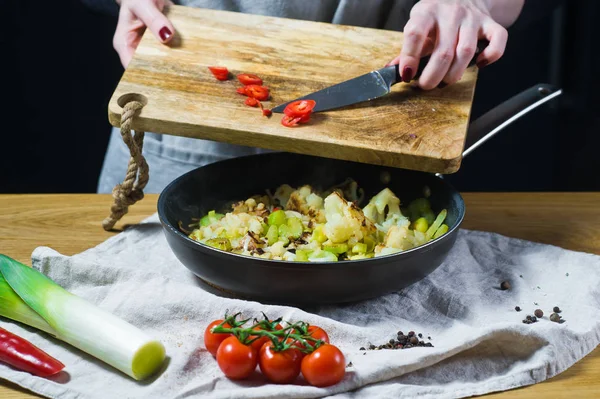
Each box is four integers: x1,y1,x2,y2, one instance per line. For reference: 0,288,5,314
462,83,563,158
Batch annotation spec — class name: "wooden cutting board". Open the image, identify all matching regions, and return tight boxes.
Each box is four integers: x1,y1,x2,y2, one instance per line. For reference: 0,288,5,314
108,5,479,174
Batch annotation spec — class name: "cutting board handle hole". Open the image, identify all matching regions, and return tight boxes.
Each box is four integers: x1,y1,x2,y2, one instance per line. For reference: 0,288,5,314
117,93,148,108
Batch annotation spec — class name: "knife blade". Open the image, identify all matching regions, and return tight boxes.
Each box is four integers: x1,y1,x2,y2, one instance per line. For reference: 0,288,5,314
271,40,489,113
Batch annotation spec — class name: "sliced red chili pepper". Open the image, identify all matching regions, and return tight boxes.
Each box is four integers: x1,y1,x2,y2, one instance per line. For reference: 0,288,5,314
281,115,302,127
208,66,229,81
237,73,263,86
284,100,316,118
244,85,270,101
245,97,259,107
0,327,65,378
297,113,311,123
237,87,248,96
262,109,273,117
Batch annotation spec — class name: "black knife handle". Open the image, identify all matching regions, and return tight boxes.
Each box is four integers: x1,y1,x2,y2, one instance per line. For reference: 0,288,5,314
394,39,490,83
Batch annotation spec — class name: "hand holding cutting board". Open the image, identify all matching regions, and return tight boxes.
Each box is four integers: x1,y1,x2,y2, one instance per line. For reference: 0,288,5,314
111,0,524,90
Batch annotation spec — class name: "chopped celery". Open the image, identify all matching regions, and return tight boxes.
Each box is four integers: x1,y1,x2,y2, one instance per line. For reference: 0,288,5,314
425,209,447,240
323,243,349,254
412,217,429,233
261,222,269,235
433,223,449,239
295,249,311,262
205,238,232,251
312,224,327,243
200,210,224,226
364,236,376,253
267,210,287,226
278,224,291,239
308,250,338,262
287,217,303,239
349,253,374,260
266,225,278,245
352,243,367,254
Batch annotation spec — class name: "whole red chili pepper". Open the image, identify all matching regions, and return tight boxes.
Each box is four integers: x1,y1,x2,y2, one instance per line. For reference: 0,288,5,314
0,326,65,377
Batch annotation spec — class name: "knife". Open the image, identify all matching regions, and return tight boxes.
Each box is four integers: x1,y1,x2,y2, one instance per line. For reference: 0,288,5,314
272,40,489,113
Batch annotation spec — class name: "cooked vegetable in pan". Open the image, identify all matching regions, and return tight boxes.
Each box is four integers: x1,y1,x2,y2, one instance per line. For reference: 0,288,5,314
184,179,448,262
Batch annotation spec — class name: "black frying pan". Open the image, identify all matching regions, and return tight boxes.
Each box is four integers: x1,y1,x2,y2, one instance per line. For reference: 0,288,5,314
157,84,561,306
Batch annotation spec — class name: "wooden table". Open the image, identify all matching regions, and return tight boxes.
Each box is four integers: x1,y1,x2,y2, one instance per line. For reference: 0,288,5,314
0,193,598,398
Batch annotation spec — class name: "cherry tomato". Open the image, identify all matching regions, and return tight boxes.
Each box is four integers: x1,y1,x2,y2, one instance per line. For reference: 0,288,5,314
216,336,258,380
238,73,263,86
300,344,345,387
244,85,270,101
258,341,302,384
283,100,316,118
294,325,330,351
208,66,229,81
245,97,259,107
281,115,302,127
204,319,232,357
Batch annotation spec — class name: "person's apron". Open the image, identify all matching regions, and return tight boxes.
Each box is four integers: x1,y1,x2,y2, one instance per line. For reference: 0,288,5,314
97,0,415,194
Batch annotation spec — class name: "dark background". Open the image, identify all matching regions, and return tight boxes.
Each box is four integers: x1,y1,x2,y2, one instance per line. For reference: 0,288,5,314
2,0,598,194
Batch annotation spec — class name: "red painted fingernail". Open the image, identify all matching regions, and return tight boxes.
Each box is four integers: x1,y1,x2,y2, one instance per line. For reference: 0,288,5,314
402,66,414,83
159,27,172,42
476,60,488,69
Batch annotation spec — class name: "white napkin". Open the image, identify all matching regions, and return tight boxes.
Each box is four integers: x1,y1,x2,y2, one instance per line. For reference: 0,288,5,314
1,213,599,399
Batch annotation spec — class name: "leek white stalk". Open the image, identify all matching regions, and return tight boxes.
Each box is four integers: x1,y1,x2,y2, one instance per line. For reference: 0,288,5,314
0,254,166,381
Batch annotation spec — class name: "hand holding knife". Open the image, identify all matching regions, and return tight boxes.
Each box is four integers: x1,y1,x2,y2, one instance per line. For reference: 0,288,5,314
272,40,489,114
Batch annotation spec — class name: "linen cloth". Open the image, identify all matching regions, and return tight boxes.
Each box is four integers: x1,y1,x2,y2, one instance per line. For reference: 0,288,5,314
0,213,599,399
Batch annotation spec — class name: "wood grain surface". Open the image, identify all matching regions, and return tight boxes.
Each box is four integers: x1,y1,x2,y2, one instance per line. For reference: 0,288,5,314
108,5,479,174
0,193,598,398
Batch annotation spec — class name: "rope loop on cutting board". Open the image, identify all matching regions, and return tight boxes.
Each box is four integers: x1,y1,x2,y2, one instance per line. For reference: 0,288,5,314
102,101,149,231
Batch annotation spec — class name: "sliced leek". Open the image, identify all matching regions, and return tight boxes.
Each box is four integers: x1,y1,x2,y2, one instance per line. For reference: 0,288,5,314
0,254,166,381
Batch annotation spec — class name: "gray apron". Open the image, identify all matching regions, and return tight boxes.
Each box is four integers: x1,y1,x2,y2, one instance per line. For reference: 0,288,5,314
97,0,415,194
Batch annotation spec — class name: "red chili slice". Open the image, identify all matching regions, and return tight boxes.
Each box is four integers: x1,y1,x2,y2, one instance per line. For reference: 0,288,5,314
0,327,65,378
245,97,259,107
237,87,248,96
244,85,270,101
283,100,316,118
281,115,302,127
208,66,229,81
237,73,263,86
263,109,273,117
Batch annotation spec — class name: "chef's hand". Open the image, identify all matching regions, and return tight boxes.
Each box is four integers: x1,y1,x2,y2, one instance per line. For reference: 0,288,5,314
388,0,525,90
113,0,175,68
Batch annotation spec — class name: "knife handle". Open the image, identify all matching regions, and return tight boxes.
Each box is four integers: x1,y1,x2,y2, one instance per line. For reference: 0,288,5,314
404,39,490,82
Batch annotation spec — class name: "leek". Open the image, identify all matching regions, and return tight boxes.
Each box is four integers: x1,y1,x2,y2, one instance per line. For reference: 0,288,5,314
0,254,166,381
0,272,56,336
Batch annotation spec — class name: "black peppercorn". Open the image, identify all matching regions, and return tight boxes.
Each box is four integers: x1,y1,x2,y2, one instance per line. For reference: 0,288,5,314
408,331,415,337
553,306,561,313
397,331,404,336
531,316,537,322
500,281,511,290
410,336,418,345
534,309,543,318
526,315,532,321
550,313,561,322
515,306,521,311
389,339,396,345
360,347,366,351
418,333,423,338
